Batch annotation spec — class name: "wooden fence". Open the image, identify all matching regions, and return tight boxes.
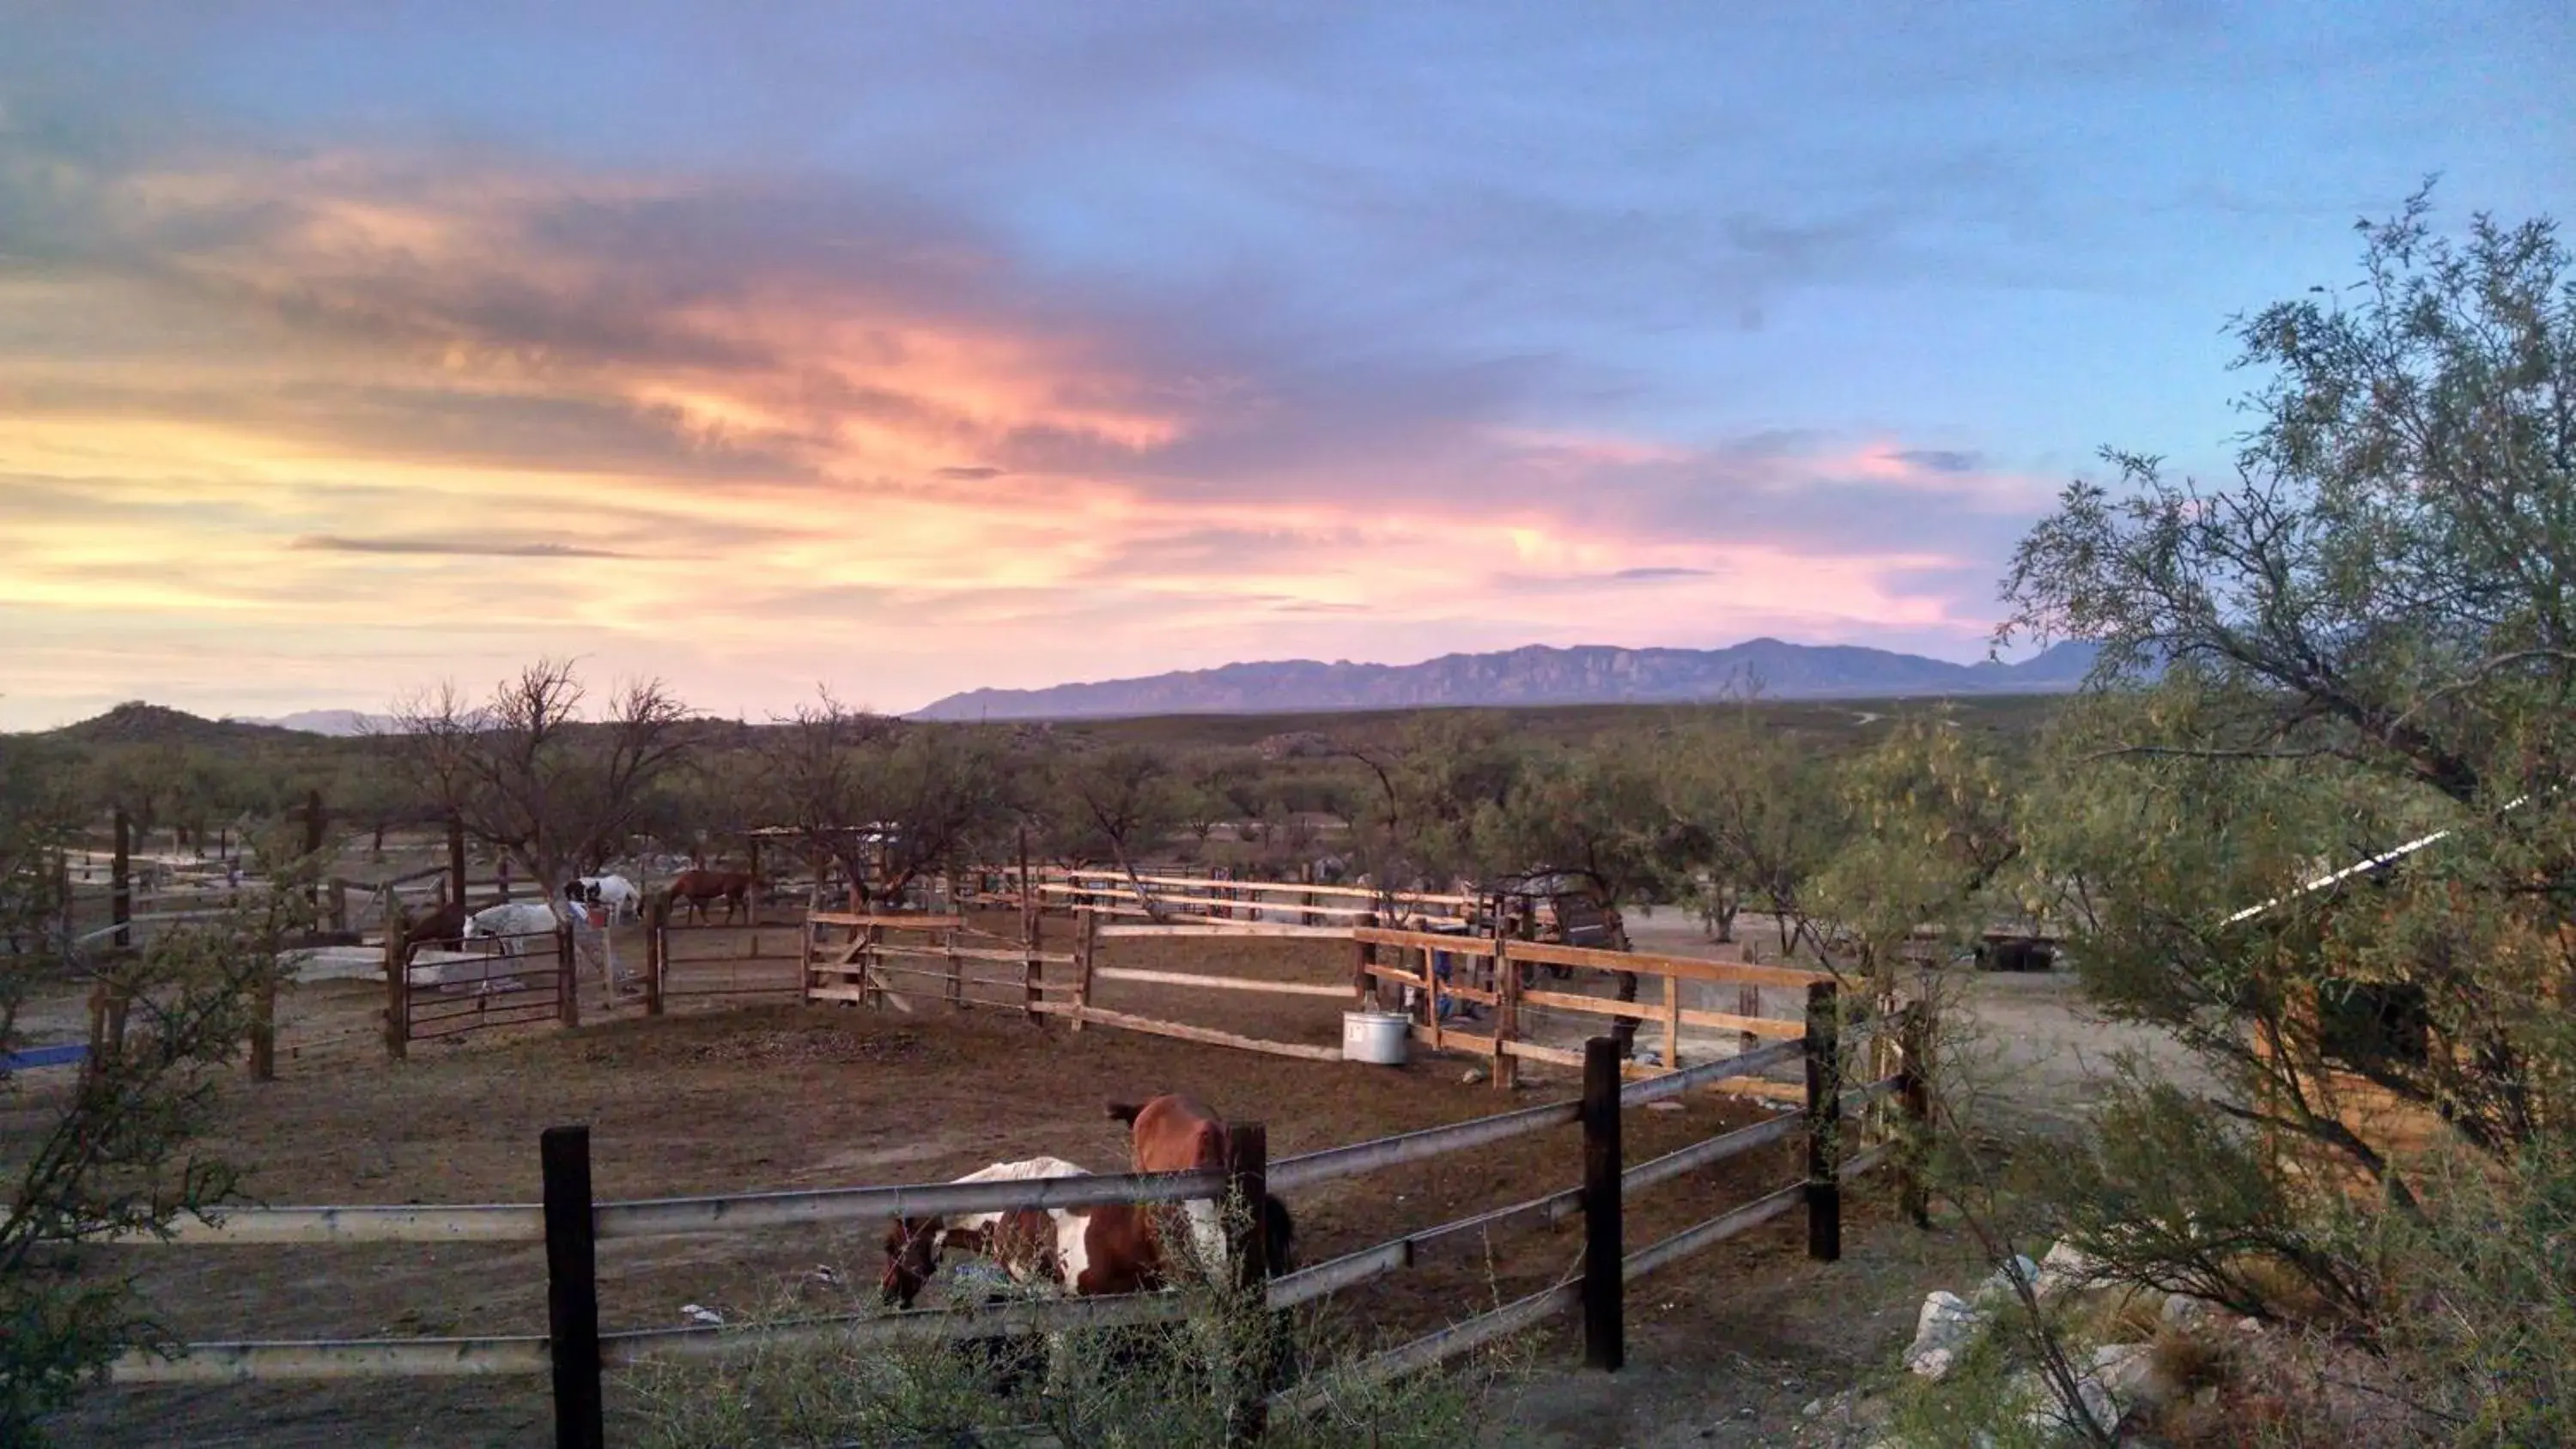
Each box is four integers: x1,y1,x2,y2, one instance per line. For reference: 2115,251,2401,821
101,993,1930,1449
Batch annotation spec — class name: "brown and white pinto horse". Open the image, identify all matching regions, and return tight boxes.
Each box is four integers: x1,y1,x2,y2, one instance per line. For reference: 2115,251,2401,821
1106,1094,1251,1277
880,1157,1169,1309
666,868,755,925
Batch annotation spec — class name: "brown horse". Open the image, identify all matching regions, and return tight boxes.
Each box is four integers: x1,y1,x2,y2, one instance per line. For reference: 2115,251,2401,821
667,868,755,925
400,900,468,966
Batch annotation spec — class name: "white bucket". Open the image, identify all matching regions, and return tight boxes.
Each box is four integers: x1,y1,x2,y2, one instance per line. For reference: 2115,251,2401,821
1342,1010,1412,1066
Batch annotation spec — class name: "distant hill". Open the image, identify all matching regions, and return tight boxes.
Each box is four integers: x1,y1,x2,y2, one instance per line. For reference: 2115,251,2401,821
914,639,2103,721
238,709,395,737
42,702,298,748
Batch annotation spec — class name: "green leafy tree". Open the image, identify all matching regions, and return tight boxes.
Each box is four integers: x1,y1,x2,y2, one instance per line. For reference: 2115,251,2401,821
2002,189,2576,1198
1650,709,1849,960
3,797,318,1441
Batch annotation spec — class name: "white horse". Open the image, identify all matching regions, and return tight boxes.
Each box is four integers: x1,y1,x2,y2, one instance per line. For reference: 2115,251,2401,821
573,874,644,922
463,900,561,952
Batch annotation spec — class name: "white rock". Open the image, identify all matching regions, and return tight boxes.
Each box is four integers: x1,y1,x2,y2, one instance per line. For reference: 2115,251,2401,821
2093,1340,2178,1416
2010,1367,2120,1440
681,1303,724,1325
1904,1290,1982,1379
2034,1240,2103,1303
2161,1291,2212,1325
1976,1253,2042,1305
1458,1067,1487,1085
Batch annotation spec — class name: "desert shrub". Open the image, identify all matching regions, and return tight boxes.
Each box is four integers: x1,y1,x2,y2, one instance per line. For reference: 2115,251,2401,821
618,1197,1522,1449
2037,1076,2376,1325
619,1280,1516,1449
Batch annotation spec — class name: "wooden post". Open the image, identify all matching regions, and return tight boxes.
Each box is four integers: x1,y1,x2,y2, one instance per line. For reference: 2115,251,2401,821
556,925,581,1029
327,877,349,934
301,788,325,914
1070,909,1098,1032
746,838,762,928
447,814,468,909
1223,1120,1272,1446
1022,898,1043,1024
1492,927,1519,1090
945,925,963,1009
1897,1001,1933,1229
540,1125,605,1449
643,895,665,1017
383,900,409,1063
1738,980,1762,1055
112,808,131,951
799,898,817,1009
249,969,276,1082
861,923,884,1009
1425,945,1443,1054
1581,1035,1625,1372
1804,979,1842,1263
1350,912,1376,1006
1662,969,1682,1071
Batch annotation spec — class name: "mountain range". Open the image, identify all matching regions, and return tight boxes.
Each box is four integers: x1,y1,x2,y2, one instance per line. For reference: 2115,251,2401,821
912,638,2100,721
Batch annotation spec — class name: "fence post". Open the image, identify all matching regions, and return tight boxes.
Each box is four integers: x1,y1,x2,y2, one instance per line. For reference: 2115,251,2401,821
1492,930,1520,1090
446,814,468,910
249,968,276,1082
1738,980,1761,1054
540,1125,605,1449
112,807,131,951
643,895,665,1017
1897,1001,1933,1229
799,897,817,1009
1804,979,1842,1262
1581,1034,1625,1372
1223,1120,1272,1445
1350,912,1376,1006
1070,909,1097,1032
383,902,409,1062
1022,903,1043,1023
557,925,581,1028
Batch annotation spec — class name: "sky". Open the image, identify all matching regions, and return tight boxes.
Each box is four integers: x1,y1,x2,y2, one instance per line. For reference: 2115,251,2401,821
1,1,2568,730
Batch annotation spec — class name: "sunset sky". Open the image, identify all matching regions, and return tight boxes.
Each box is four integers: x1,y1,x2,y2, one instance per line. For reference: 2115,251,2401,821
2,3,2567,730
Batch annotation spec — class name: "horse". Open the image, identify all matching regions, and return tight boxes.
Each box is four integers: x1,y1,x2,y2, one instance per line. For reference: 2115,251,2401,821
667,868,755,925
399,900,468,967
881,1161,1171,1304
1106,1094,1236,1276
574,874,643,923
463,900,560,953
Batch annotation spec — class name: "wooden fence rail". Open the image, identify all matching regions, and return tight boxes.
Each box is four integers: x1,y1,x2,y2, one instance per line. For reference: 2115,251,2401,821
106,986,1928,1449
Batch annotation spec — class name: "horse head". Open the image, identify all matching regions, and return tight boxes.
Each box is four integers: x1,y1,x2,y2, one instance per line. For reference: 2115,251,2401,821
880,1215,948,1307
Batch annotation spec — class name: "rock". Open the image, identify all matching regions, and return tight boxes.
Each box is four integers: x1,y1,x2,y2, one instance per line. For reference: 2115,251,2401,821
1646,1100,1686,1113
1905,1291,1982,1379
1975,1253,2042,1305
2034,1240,2103,1303
1458,1067,1487,1085
2009,1367,2120,1440
2161,1291,2212,1326
2093,1340,2179,1416
680,1303,723,1325
2236,1316,2263,1334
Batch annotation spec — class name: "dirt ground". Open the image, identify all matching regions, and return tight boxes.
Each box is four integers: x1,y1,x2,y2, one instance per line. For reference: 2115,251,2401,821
12,911,2168,1447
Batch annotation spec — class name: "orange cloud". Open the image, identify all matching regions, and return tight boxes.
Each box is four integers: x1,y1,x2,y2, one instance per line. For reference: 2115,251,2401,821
0,142,2028,729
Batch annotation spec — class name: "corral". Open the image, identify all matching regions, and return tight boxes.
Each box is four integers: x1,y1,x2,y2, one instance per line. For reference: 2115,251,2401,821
24,895,1919,1447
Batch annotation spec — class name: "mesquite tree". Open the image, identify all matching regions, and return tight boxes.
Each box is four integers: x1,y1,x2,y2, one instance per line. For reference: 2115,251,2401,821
2002,188,2576,1192
385,659,695,905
